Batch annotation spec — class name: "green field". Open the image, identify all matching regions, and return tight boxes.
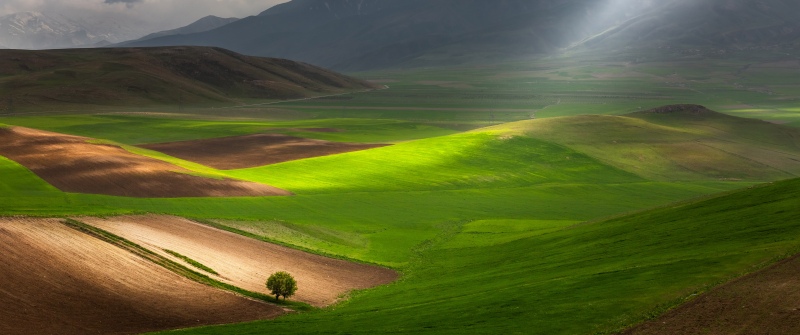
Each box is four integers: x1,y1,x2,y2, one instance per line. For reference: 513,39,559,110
160,177,800,335
2,55,800,334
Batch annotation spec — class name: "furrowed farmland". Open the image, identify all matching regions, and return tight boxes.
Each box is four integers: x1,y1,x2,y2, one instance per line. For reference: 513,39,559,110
2,45,800,335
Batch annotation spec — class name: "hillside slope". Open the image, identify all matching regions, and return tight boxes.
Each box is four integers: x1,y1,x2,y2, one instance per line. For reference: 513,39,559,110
163,170,800,334
488,105,800,181
0,46,375,112
131,16,239,44
0,217,283,335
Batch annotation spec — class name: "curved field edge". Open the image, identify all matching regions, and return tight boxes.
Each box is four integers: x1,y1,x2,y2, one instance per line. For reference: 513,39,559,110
621,252,800,335
61,218,311,310
154,178,800,334
77,215,399,307
0,218,285,335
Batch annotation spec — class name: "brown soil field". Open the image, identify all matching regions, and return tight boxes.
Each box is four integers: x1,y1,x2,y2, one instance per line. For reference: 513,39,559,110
140,133,388,169
79,215,399,307
0,217,284,335
0,126,290,197
621,254,800,335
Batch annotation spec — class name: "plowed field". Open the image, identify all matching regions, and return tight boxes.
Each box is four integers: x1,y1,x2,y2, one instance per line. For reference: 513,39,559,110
622,254,800,335
140,133,388,169
80,215,399,307
0,217,284,335
0,126,290,197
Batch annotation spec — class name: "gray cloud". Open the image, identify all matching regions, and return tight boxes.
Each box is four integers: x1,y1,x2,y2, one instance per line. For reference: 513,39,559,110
0,0,289,34
103,0,143,9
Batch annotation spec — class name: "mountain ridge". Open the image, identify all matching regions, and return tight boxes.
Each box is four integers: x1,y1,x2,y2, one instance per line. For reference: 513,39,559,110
120,0,800,71
128,16,239,44
0,46,376,112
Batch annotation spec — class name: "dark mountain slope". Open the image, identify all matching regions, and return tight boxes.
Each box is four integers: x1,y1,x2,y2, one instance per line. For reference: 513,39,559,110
0,46,375,112
121,0,612,70
131,16,239,44
120,0,800,71
576,0,800,53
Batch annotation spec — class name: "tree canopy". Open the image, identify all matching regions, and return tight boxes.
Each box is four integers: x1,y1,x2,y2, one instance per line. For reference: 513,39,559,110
266,271,298,301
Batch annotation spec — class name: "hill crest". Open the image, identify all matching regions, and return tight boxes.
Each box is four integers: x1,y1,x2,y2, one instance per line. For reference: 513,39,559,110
0,46,376,112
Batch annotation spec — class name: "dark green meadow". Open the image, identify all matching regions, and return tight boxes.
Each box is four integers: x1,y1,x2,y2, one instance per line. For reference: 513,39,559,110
2,54,800,334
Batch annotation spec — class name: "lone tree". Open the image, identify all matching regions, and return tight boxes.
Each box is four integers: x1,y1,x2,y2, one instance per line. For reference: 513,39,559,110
266,271,297,301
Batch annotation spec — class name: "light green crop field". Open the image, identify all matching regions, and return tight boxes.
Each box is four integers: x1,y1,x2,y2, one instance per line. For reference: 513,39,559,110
2,54,800,334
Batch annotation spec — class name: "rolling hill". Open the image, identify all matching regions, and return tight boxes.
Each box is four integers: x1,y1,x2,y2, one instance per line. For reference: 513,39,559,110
0,46,376,112
486,104,800,181
162,163,800,334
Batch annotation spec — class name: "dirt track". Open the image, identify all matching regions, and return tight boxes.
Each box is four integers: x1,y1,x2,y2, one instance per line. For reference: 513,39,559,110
0,217,284,335
622,254,800,335
140,133,388,170
0,126,290,197
80,215,399,307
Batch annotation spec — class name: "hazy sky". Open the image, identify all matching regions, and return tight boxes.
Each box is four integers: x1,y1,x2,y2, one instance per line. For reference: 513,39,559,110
0,0,290,31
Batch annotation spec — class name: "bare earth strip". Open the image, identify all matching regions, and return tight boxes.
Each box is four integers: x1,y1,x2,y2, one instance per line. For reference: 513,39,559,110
622,254,800,335
0,217,284,335
0,126,290,197
140,133,389,170
79,215,399,307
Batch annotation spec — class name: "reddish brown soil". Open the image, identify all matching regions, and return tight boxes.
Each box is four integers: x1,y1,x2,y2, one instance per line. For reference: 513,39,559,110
621,254,800,335
79,215,399,307
0,217,284,335
140,133,388,170
0,126,290,197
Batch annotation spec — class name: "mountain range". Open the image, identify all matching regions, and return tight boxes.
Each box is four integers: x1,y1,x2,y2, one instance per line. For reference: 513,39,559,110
0,12,237,50
121,0,800,71
125,16,239,45
0,11,149,49
4,1,800,70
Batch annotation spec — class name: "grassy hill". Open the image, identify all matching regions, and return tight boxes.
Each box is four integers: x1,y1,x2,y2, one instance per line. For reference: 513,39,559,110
156,170,800,334
485,105,800,181
0,47,376,112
